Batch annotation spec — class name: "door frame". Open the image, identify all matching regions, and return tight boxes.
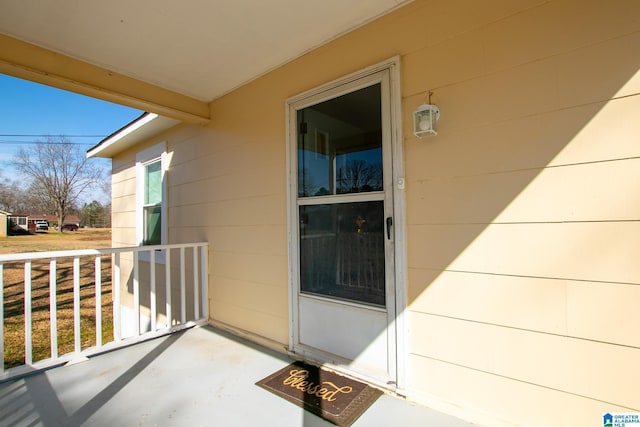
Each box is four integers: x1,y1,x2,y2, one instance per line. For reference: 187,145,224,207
285,56,407,390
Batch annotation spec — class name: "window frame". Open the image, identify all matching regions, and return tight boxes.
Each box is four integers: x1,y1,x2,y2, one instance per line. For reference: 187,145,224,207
136,141,168,261
141,159,163,245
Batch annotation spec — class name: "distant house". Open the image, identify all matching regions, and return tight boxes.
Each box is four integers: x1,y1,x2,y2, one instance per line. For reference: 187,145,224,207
8,213,82,232
7,215,30,233
28,214,48,223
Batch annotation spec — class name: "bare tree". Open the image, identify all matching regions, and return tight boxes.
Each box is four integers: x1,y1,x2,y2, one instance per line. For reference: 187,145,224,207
0,174,29,213
336,160,382,193
0,174,13,212
14,137,104,231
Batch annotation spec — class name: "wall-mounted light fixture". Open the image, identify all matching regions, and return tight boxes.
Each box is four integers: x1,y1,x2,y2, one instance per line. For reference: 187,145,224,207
413,91,440,138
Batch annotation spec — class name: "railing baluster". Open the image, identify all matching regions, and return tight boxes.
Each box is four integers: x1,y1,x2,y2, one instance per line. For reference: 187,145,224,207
193,246,199,320
133,251,140,336
165,248,172,328
50,259,58,359
24,261,32,365
95,256,102,348
180,247,186,324
0,242,208,380
1,263,4,373
150,251,156,332
114,253,121,342
73,257,81,355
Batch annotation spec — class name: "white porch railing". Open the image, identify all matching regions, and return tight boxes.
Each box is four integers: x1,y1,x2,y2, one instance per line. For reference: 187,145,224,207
0,242,208,381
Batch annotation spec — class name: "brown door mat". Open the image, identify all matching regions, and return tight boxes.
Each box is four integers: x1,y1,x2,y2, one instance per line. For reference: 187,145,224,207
256,361,383,426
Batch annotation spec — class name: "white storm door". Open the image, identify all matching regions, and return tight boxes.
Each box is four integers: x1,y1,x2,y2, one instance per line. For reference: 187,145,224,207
289,68,397,384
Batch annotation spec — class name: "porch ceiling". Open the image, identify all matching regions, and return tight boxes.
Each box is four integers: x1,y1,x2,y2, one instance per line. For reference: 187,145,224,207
0,1,410,108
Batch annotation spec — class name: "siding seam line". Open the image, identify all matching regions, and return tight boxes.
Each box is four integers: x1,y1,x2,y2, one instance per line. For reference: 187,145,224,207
412,311,640,350
411,352,640,412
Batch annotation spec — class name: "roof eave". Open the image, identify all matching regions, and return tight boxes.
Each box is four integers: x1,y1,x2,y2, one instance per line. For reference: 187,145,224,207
87,112,180,158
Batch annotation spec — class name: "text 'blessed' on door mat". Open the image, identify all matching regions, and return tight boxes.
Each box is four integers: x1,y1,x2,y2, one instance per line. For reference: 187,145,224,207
256,361,383,426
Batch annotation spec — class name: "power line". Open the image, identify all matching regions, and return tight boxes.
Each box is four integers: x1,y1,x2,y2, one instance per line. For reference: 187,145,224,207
0,134,106,146
0,140,96,146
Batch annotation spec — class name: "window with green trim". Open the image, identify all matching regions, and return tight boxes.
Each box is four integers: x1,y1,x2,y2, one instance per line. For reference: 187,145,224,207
143,159,162,245
136,141,166,250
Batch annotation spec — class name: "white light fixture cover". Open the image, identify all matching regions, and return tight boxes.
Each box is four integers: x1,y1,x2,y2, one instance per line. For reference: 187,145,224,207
413,103,440,138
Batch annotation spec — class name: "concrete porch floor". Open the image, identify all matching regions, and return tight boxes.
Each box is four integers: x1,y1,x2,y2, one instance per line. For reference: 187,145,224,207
0,326,477,426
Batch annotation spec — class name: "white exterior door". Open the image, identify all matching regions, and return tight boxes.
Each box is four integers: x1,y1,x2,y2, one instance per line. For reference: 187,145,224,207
288,64,402,386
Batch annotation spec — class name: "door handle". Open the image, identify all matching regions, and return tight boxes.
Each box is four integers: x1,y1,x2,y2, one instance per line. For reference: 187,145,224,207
386,217,393,240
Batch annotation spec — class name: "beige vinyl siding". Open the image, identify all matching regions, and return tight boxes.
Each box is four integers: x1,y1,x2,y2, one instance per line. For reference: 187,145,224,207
108,0,640,424
401,0,640,424
411,314,639,409
166,120,289,343
409,354,633,427
109,122,288,340
0,212,7,237
111,160,137,247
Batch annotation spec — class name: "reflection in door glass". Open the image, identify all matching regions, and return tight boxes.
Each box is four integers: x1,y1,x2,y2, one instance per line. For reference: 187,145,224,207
297,84,382,197
299,201,385,306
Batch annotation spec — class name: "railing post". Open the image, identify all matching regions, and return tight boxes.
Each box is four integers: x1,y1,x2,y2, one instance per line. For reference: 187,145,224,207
95,256,102,348
201,244,208,320
180,247,186,324
150,250,157,332
165,248,172,328
114,252,121,342
50,259,58,359
73,256,81,355
133,251,140,336
24,261,32,365
193,246,199,320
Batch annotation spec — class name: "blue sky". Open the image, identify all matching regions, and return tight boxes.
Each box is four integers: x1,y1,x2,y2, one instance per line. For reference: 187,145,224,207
0,73,142,202
0,74,142,163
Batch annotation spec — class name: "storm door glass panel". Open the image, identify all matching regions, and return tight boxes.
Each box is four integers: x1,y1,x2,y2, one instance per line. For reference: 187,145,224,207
297,83,382,197
143,160,162,245
299,201,385,306
297,82,386,306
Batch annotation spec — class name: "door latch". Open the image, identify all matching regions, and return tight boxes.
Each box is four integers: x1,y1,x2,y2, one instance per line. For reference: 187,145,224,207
386,217,393,240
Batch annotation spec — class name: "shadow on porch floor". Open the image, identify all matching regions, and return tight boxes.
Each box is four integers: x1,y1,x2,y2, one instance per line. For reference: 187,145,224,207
0,325,477,426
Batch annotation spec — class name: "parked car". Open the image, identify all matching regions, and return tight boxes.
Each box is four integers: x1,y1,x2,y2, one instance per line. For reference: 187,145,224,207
61,223,79,231
35,220,48,231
